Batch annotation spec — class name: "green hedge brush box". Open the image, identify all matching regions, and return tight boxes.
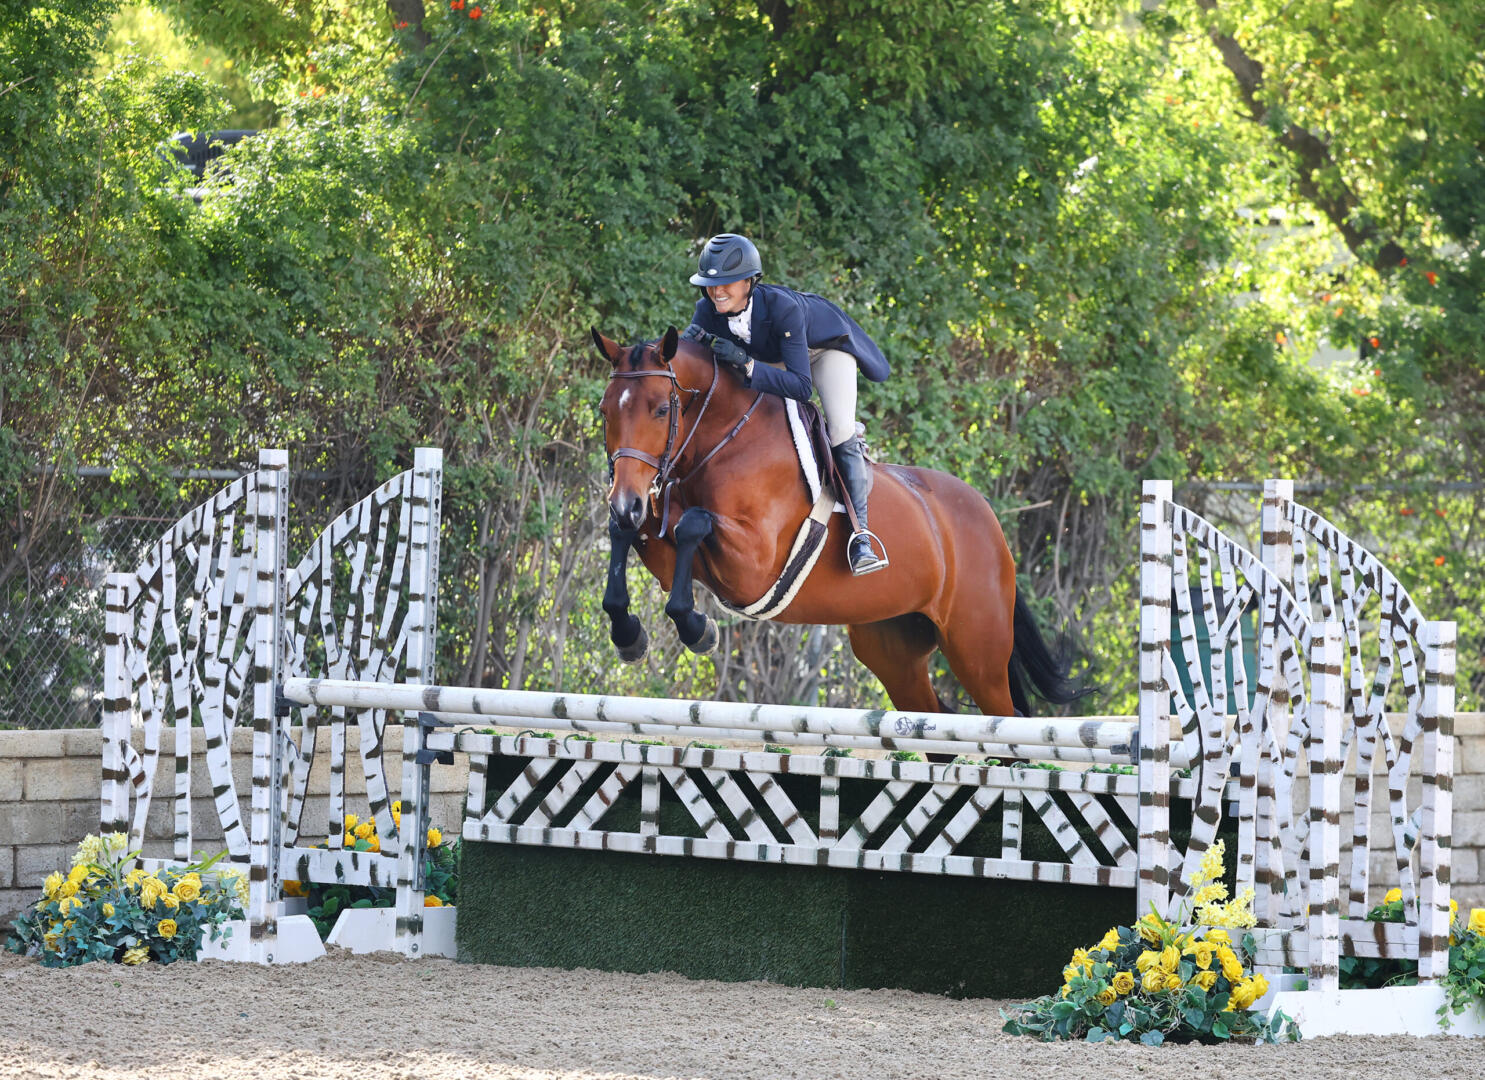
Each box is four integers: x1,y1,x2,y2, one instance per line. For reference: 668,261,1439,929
455,761,1157,998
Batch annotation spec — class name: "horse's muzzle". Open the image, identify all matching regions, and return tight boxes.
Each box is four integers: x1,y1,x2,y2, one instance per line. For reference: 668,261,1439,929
611,492,646,532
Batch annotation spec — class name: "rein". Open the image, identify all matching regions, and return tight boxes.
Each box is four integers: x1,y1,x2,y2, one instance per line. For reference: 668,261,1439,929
608,348,763,537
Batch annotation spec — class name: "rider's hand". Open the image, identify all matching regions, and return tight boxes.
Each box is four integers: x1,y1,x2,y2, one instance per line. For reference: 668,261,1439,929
709,336,752,373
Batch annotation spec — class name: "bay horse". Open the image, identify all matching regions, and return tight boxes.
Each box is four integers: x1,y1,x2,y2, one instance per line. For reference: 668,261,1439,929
593,326,1084,717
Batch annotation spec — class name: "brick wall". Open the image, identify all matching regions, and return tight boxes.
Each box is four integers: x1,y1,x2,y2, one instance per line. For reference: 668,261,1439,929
0,726,469,922
3,716,1482,925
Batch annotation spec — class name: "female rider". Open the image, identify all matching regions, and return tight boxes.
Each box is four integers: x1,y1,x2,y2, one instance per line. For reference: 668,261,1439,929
680,233,891,576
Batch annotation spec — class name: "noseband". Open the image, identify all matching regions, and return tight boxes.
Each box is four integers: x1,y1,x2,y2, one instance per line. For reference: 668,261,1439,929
607,344,762,536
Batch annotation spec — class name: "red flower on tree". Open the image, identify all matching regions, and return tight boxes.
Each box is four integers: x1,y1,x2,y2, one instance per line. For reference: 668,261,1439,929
1399,507,1416,516
1425,271,1438,285
470,5,483,16
450,0,464,9
1368,336,1380,348
1434,556,1447,567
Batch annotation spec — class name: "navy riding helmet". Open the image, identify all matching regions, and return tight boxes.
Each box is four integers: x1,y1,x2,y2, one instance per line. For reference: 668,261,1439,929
689,233,762,286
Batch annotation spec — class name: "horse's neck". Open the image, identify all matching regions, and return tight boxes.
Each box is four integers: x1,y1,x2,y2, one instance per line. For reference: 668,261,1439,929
672,352,766,459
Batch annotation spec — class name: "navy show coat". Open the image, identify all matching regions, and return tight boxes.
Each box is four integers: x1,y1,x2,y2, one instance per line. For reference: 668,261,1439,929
685,283,890,403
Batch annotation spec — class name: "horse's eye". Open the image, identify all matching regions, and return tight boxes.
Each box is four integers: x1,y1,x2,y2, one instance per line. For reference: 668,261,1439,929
655,404,670,418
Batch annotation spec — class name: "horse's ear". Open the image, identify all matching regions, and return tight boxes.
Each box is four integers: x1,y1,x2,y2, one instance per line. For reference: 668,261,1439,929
591,327,624,367
661,326,679,361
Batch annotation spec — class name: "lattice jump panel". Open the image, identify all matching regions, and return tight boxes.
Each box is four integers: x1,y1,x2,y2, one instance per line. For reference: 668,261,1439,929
453,733,1142,888
1263,479,1455,979
1163,502,1319,934
102,451,288,867
279,449,442,859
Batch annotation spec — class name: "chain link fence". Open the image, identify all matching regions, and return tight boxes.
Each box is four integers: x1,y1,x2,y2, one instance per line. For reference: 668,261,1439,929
0,465,364,730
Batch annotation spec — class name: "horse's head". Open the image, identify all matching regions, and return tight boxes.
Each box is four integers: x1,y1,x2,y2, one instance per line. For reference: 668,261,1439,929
593,326,683,531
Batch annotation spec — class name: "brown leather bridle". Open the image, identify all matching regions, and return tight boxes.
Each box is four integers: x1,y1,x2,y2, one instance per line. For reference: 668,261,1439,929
607,343,762,537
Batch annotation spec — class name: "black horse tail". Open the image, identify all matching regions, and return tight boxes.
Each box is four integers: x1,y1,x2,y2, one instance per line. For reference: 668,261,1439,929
1007,593,1094,717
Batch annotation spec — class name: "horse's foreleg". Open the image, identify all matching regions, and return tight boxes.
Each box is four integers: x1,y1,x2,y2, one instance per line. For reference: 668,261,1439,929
665,507,719,655
603,518,648,663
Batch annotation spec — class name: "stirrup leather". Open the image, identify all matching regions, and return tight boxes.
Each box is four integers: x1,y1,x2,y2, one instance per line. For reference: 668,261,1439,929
847,529,889,576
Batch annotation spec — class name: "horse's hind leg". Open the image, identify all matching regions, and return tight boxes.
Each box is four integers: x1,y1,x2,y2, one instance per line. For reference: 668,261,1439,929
933,587,1018,718
846,614,945,714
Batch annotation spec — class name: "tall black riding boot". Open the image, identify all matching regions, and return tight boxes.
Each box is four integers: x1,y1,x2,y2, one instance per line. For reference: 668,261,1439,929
831,437,888,576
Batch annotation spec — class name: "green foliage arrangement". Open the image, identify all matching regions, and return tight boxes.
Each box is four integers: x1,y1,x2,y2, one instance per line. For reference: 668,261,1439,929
4,834,245,966
1001,841,1297,1044
1339,886,1485,1030
281,804,459,940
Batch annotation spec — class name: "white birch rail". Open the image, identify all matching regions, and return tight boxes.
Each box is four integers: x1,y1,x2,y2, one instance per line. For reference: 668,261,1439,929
402,707,1179,766
279,678,1142,752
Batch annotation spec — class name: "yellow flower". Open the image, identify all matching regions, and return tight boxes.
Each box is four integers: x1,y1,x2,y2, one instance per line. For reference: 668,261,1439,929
160,891,181,910
1203,927,1230,946
1469,908,1485,935
71,835,104,870
57,896,81,915
367,836,381,853
1194,970,1218,991
1163,972,1184,992
67,863,89,885
424,895,444,907
1159,945,1180,973
1135,949,1163,973
282,879,305,898
157,918,178,939
1112,970,1135,995
101,902,116,918
1189,839,1226,888
392,800,402,814
1450,898,1459,921
1184,940,1215,969
122,945,150,965
427,827,442,849
1063,964,1081,984
354,821,375,840
1384,887,1402,904
105,832,130,853
344,813,359,831
125,868,148,888
1141,968,1166,993
1070,948,1090,970
1096,988,1118,1006
59,880,80,899
137,876,167,910
1220,954,1245,983
1250,972,1269,999
42,872,63,899
1194,883,1227,906
173,879,201,903
1098,928,1121,953
42,932,61,952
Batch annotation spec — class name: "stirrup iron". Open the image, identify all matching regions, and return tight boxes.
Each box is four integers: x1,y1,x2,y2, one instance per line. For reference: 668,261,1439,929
848,529,889,576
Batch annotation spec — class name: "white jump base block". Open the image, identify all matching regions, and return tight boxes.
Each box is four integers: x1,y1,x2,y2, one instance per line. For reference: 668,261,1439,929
1265,985,1485,1038
326,905,457,957
197,912,326,965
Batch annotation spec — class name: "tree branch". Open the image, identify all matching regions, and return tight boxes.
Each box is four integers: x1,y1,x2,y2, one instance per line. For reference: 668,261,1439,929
1193,0,1405,271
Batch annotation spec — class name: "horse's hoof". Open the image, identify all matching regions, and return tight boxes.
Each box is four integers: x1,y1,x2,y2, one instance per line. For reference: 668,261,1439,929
615,625,648,664
685,615,719,656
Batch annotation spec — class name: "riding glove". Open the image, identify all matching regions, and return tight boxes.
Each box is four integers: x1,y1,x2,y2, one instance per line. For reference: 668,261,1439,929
708,335,752,373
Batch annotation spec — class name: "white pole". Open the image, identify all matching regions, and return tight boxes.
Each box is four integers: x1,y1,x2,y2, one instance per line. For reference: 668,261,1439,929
282,677,1138,751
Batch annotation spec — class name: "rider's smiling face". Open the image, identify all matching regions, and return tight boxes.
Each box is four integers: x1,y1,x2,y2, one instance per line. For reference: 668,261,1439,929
706,279,751,315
